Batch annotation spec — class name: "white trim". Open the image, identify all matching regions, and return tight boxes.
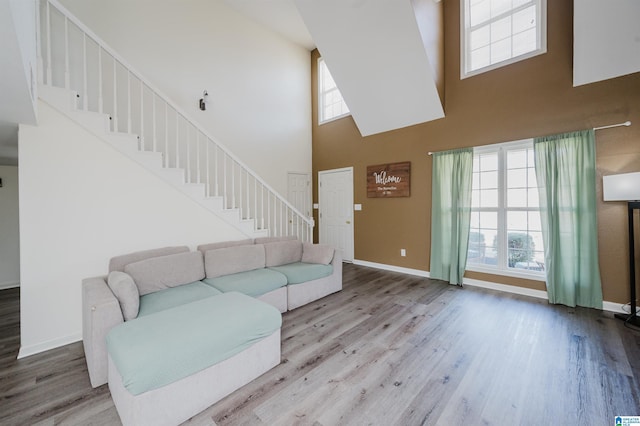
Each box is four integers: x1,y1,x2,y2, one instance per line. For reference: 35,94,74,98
352,260,631,315
17,332,82,359
353,259,430,278
0,281,20,290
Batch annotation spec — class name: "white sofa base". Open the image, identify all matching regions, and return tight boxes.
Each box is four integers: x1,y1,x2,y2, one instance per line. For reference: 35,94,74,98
108,330,281,426
287,251,343,310
257,286,288,313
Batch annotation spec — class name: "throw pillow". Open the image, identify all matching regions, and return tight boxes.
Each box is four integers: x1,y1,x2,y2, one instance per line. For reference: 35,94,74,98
302,243,334,265
107,271,140,321
124,251,205,296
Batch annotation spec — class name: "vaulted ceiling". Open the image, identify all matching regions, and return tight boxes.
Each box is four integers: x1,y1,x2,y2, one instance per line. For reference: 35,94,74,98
224,0,446,137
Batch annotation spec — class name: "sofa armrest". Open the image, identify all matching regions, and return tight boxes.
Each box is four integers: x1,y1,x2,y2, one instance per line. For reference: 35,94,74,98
82,276,124,388
331,249,343,283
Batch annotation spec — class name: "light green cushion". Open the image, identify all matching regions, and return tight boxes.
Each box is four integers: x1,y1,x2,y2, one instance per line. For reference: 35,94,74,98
137,281,221,317
107,292,282,395
202,269,287,297
268,262,333,285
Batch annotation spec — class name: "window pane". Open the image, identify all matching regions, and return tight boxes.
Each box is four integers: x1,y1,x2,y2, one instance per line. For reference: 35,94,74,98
473,172,480,188
470,0,491,26
472,189,480,208
471,26,491,50
507,168,527,189
469,142,543,276
527,168,537,187
491,0,512,18
507,149,527,169
512,27,537,57
468,228,498,267
480,211,498,229
491,38,512,64
528,187,539,207
480,153,498,171
528,211,542,231
463,0,543,76
507,188,527,207
319,59,349,122
471,211,481,229
506,232,534,267
481,189,499,207
507,211,527,231
471,45,491,71
513,5,536,34
490,16,511,42
480,171,498,189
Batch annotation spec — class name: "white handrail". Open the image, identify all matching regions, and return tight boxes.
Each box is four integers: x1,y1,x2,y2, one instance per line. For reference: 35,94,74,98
37,0,314,238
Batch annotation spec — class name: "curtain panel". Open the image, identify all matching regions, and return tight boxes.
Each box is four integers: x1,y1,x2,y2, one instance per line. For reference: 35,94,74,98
430,148,473,285
534,130,603,309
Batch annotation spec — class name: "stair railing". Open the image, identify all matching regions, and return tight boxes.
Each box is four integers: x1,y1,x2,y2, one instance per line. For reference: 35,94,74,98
37,0,313,242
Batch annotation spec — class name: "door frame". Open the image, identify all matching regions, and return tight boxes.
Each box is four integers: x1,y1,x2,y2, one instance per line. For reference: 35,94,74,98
318,166,354,262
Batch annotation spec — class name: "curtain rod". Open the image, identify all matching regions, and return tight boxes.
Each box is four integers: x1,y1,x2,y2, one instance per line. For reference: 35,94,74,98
427,120,632,155
593,120,631,131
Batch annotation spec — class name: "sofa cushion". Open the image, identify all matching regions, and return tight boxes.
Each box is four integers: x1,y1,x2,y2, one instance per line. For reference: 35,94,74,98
302,243,335,265
107,271,139,321
204,244,265,279
203,269,287,298
269,262,333,285
137,281,222,317
107,292,282,396
109,246,190,273
264,240,303,267
197,239,253,253
254,235,297,244
125,251,205,296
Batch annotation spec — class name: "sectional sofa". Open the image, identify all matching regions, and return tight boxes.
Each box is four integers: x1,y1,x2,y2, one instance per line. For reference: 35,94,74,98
81,237,342,426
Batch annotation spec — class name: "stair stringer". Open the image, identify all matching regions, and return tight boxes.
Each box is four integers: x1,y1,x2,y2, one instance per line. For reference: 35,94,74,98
38,84,269,239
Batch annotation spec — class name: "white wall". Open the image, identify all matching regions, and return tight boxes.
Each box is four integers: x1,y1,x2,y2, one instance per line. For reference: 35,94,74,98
0,0,37,164
59,0,312,195
18,101,245,357
0,165,20,288
574,0,640,86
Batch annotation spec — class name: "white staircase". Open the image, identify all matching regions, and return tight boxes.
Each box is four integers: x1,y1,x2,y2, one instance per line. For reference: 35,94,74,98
39,84,262,237
36,0,313,241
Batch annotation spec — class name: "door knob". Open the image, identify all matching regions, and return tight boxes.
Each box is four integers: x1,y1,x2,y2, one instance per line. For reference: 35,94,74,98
346,220,351,224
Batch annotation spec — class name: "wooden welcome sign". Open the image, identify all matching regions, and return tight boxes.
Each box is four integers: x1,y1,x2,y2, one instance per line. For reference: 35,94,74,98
367,161,411,198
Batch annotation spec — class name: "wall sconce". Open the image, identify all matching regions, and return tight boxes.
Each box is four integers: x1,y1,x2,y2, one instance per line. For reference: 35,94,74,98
199,90,208,111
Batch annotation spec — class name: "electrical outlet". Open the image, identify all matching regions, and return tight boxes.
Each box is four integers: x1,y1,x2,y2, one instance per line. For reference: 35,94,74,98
400,249,406,257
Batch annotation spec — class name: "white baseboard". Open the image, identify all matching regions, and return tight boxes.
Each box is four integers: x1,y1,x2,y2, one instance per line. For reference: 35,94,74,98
0,281,20,290
17,333,82,359
352,259,632,316
353,259,429,278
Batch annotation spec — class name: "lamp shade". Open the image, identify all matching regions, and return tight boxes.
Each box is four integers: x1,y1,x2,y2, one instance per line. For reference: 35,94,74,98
603,172,640,201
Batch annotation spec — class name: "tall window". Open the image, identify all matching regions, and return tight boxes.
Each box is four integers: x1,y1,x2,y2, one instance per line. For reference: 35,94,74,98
461,0,546,78
318,58,349,124
467,140,545,278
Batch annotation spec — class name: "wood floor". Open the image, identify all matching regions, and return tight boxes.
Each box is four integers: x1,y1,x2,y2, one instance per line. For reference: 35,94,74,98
2,264,639,425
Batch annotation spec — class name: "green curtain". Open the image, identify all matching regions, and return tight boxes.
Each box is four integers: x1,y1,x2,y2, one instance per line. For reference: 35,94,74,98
534,130,603,309
430,148,473,285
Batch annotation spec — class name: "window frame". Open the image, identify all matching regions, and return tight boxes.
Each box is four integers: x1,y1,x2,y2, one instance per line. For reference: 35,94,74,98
460,0,547,79
317,57,350,125
466,139,545,282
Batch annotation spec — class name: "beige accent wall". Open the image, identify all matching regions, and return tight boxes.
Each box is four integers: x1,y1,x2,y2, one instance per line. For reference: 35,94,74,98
311,0,640,303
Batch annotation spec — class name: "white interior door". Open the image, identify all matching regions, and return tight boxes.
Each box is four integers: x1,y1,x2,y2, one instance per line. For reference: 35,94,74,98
319,167,354,262
287,172,311,217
